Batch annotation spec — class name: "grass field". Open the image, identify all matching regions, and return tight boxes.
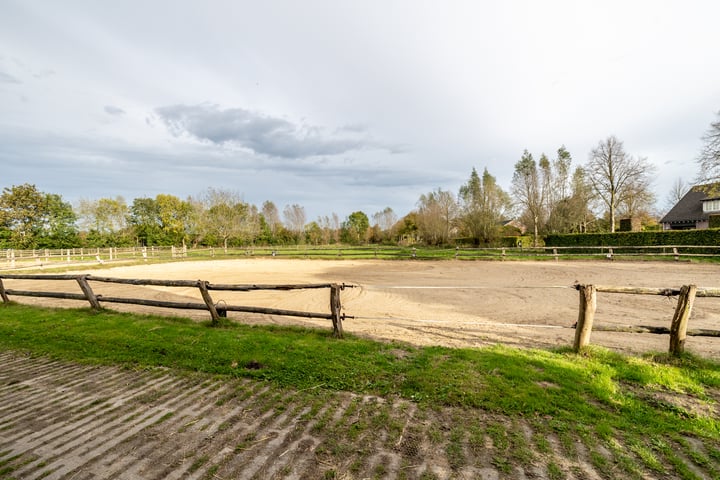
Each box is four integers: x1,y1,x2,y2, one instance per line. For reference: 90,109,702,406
1,302,719,478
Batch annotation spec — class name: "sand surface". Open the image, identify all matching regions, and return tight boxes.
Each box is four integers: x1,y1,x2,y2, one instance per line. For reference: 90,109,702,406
5,258,720,358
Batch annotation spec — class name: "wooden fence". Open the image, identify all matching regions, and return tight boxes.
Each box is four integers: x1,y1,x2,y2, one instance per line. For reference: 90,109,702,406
0,274,353,338
2,244,720,270
573,284,720,356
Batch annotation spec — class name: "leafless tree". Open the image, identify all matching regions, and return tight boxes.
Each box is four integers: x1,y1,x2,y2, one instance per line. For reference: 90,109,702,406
696,110,720,189
586,136,655,232
283,204,306,242
663,178,690,213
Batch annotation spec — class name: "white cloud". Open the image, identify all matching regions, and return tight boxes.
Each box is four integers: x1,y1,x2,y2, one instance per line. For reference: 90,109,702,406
0,0,719,220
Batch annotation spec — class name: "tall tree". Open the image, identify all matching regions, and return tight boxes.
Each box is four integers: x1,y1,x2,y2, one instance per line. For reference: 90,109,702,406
416,189,457,245
664,178,690,213
0,184,48,248
283,204,306,243
39,194,79,248
261,201,281,234
511,151,545,245
195,188,253,250
696,110,720,187
458,167,511,245
341,211,370,244
586,136,655,232
77,197,129,237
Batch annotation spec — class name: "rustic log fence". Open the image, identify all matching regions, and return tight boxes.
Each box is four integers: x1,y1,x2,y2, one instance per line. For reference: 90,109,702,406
573,284,720,356
0,274,353,338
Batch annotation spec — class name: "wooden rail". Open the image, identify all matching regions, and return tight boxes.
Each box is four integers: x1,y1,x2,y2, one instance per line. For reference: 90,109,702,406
3,244,720,269
573,283,720,356
0,274,353,338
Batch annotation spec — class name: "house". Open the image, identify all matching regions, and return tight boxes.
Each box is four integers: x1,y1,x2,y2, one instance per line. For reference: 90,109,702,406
660,184,720,230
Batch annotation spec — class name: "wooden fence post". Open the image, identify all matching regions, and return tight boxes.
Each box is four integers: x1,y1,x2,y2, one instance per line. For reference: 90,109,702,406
198,280,221,326
76,275,102,310
574,284,596,352
330,284,343,338
669,284,697,356
0,278,10,303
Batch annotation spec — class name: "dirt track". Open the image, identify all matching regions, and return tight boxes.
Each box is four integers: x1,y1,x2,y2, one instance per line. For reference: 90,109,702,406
2,260,720,479
5,259,720,358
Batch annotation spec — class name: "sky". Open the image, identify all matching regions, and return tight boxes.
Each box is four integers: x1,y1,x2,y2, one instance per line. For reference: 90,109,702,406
1,0,719,222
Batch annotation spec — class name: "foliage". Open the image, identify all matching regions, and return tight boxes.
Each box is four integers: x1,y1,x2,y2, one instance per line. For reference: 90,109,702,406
0,184,79,249
341,211,370,244
416,188,457,245
545,229,720,248
458,167,511,245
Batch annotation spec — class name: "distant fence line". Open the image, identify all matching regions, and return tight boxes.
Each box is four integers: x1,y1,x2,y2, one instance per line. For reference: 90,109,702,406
2,244,720,270
0,274,353,338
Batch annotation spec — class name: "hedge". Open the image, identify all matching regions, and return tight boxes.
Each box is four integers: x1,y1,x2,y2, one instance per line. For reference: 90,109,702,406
545,229,720,248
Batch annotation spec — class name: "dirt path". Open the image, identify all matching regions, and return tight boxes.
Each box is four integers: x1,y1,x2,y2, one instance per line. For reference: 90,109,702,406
4,259,719,358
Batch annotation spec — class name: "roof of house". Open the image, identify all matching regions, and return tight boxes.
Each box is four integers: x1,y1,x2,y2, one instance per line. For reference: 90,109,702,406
660,184,720,225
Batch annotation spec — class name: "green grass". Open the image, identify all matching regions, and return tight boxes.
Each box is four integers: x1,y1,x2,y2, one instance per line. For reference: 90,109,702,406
1,302,719,447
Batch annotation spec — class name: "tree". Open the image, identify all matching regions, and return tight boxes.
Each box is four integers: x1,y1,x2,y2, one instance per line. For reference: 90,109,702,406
0,183,46,248
696,110,720,187
195,188,255,250
586,136,655,232
416,189,457,245
511,151,545,245
664,178,690,213
545,146,577,234
341,211,369,244
39,194,79,248
458,167,511,245
283,204,306,244
371,207,398,243
77,196,130,246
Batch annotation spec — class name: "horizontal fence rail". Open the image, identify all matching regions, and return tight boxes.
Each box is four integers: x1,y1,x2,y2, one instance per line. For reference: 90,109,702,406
573,283,720,356
2,244,720,270
0,274,354,338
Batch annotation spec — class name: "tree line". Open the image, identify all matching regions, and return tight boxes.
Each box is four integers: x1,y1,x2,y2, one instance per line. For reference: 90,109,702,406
2,118,719,250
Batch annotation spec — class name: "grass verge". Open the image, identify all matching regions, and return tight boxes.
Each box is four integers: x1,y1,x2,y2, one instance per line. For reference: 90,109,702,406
1,302,718,444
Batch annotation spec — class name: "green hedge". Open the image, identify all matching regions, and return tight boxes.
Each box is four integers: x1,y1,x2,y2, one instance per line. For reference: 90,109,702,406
710,215,720,229
545,229,720,247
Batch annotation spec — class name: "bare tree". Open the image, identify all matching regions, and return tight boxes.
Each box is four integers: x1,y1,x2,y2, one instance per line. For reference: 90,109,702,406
696,110,720,187
261,201,281,234
586,136,655,232
283,204,306,243
664,177,690,213
512,150,545,245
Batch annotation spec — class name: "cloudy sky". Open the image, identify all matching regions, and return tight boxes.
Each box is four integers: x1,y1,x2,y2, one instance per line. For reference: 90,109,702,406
1,1,719,221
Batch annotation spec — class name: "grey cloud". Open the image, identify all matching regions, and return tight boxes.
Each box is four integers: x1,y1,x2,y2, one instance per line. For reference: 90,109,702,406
104,105,125,115
155,103,376,159
0,71,21,84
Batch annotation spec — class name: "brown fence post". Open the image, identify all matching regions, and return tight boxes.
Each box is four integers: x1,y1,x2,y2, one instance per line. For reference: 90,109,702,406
198,280,221,326
574,284,596,352
330,284,343,339
669,284,697,356
76,275,102,309
0,278,9,303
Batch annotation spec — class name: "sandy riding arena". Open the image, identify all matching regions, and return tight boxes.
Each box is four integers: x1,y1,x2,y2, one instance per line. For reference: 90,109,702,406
8,259,720,358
